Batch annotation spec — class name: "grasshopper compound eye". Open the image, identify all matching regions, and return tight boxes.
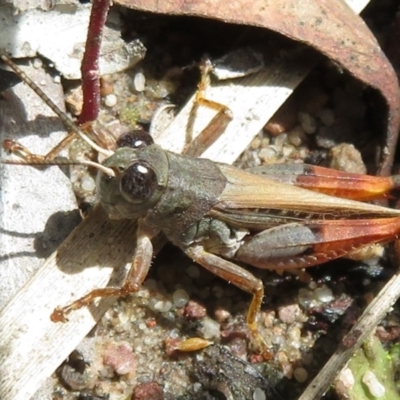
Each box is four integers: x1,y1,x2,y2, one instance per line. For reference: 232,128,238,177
117,130,154,149
120,161,158,203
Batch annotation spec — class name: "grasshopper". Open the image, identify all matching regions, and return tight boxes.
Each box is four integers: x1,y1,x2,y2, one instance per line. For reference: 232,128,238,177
3,54,400,345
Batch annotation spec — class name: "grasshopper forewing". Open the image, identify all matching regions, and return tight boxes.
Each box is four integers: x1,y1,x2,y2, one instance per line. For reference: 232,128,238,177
3,54,400,346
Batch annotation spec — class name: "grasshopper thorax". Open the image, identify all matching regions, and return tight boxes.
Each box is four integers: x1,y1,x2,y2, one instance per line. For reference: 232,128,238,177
97,131,169,220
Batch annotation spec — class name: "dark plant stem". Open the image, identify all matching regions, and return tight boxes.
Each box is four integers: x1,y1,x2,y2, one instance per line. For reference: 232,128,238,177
78,0,110,125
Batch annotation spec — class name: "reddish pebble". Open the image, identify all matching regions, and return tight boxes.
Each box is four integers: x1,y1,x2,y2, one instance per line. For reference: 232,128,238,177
264,95,298,136
249,353,264,364
146,318,157,329
132,382,163,400
183,300,207,320
164,338,182,356
214,307,231,323
278,304,301,324
103,342,136,375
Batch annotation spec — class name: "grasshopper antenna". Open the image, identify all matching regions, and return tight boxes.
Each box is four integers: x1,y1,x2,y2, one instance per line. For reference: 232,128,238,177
2,139,116,177
3,158,116,178
0,54,113,158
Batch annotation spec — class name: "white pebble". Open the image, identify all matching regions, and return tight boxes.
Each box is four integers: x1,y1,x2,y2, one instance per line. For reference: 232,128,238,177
105,94,117,107
362,371,385,398
172,289,190,308
33,58,43,69
199,317,220,339
314,286,334,303
298,288,314,307
282,144,295,157
273,133,288,150
134,72,146,92
259,147,278,162
253,387,266,400
81,175,96,191
337,367,355,391
53,75,61,84
193,382,202,392
148,295,172,313
118,312,129,325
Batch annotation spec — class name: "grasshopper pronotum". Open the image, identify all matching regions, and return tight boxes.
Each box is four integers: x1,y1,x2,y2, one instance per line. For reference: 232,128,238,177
2,53,400,350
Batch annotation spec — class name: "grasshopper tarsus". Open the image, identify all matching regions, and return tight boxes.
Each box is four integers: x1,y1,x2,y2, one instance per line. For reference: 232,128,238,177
51,287,132,322
50,308,69,323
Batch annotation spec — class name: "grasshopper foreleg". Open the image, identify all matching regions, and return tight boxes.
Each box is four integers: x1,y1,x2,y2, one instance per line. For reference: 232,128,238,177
185,245,264,341
51,221,157,322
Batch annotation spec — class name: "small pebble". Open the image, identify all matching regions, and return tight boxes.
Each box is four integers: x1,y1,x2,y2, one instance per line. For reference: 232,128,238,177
362,371,385,398
149,297,172,313
184,300,207,319
251,137,261,149
298,112,317,134
329,143,367,174
294,367,308,383
287,126,306,147
314,286,334,303
287,326,301,343
253,387,266,400
336,368,355,395
298,288,314,308
258,147,278,163
198,316,220,340
134,72,146,92
132,381,163,400
214,308,231,323
100,76,114,96
103,342,136,376
278,304,301,324
33,58,43,69
104,94,118,107
172,289,190,308
81,175,96,191
273,133,288,151
193,382,202,392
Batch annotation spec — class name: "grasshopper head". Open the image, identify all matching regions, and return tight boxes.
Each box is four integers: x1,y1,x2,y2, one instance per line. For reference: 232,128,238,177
97,130,169,220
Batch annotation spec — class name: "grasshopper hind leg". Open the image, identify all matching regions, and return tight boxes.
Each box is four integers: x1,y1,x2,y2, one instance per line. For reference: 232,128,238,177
185,245,266,349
